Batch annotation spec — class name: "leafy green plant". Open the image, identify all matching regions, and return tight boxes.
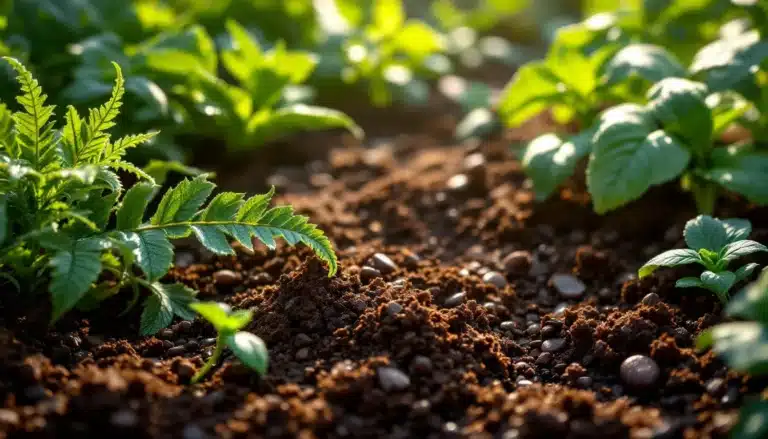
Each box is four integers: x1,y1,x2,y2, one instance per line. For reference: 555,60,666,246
639,215,766,303
189,301,267,383
0,57,337,334
697,270,768,439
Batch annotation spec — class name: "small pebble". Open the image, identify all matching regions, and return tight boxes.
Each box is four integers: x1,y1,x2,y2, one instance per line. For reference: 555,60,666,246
706,378,726,397
641,293,661,306
503,251,533,276
447,174,469,191
500,321,516,331
201,338,216,347
295,333,312,346
296,348,310,360
576,376,593,388
386,302,403,317
517,379,533,387
444,292,467,308
540,325,558,339
482,271,507,289
403,251,421,268
213,269,239,285
158,329,174,340
176,361,196,381
110,409,138,428
526,324,540,336
550,274,586,299
378,367,411,392
360,266,382,282
536,352,553,365
371,253,398,274
182,425,207,439
184,340,199,351
620,355,660,388
167,346,186,357
541,338,566,353
410,356,433,375
0,409,19,425
176,320,193,333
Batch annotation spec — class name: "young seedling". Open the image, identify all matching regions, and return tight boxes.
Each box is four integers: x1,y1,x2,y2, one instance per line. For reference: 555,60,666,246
639,215,767,303
189,302,267,383
697,270,768,439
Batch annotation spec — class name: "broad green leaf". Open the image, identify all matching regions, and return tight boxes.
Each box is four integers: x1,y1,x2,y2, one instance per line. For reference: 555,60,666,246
226,331,269,375
153,282,198,321
735,263,760,282
190,302,252,333
121,231,173,282
723,218,753,243
700,321,768,374
200,192,245,221
497,62,565,128
690,30,768,92
721,240,768,262
455,108,498,142
701,270,737,296
522,129,594,201
117,183,157,230
80,191,118,230
150,175,215,236
140,290,173,336
684,215,729,251
639,248,702,277
706,92,754,137
676,277,705,288
246,105,363,148
393,22,444,61
587,105,690,213
731,401,768,439
191,225,234,255
0,195,6,244
727,271,768,323
371,0,404,39
48,238,105,322
647,78,712,153
697,146,768,204
602,44,685,86
143,160,207,186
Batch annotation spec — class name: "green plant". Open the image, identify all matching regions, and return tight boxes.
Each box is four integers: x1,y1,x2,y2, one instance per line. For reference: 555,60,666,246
189,301,267,383
0,57,337,334
639,215,766,303
697,270,768,439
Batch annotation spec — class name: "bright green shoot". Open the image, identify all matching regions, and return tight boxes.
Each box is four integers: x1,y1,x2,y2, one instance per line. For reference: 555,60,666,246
189,302,267,383
639,215,767,303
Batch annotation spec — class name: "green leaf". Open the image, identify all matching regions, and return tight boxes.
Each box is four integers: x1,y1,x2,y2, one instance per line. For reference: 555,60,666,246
647,78,712,153
191,225,234,256
497,62,565,128
700,321,768,374
735,263,760,282
723,218,752,243
79,62,125,165
684,215,729,252
120,230,173,282
225,331,268,375
0,195,6,244
371,0,404,38
190,301,252,333
676,277,705,288
152,282,198,321
101,131,159,163
246,105,363,148
48,238,106,322
140,289,173,336
727,271,768,322
587,105,690,213
117,183,157,230
697,146,768,204
61,106,83,166
722,240,768,262
143,160,207,186
690,30,768,92
522,129,594,201
150,175,215,237
602,44,685,86
707,92,754,137
731,400,768,439
639,248,702,277
701,270,737,296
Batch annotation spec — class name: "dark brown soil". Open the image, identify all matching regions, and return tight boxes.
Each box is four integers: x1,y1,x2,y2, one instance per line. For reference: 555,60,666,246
1,114,767,438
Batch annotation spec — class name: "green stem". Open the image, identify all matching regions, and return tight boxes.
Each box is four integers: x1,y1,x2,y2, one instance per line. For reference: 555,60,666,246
191,333,226,384
691,179,717,215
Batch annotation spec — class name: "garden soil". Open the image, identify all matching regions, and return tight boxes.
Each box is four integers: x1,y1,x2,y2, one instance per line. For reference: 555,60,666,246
1,110,767,438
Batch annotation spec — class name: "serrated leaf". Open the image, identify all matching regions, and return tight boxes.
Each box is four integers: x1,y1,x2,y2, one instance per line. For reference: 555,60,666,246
735,263,760,282
602,44,685,86
698,146,768,204
117,183,157,230
246,105,363,148
79,62,125,164
150,175,215,236
102,131,158,163
639,248,702,277
191,225,234,255
676,277,705,288
701,270,737,296
120,230,173,281
722,240,768,262
61,106,83,166
236,187,275,222
225,331,268,375
522,129,594,201
200,192,244,221
497,62,566,128
723,218,752,243
701,321,768,374
690,30,768,92
647,78,712,153
152,282,198,321
140,290,173,336
587,105,690,213
684,215,730,252
48,238,106,322
727,271,768,321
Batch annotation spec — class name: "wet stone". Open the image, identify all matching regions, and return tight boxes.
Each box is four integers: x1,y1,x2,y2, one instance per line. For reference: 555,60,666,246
213,269,239,285
360,266,382,282
378,367,411,392
540,325,558,339
167,346,186,357
444,292,467,308
296,348,310,360
551,274,586,299
386,302,403,317
176,320,193,333
541,338,566,353
500,321,516,331
295,333,312,347
111,409,139,428
410,356,433,375
641,293,661,306
536,352,553,365
503,250,532,276
576,376,593,388
620,355,660,388
158,329,174,340
482,271,507,289
371,253,398,274
183,425,207,439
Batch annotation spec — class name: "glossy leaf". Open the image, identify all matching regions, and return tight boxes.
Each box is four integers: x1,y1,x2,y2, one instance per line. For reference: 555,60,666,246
226,331,269,375
701,270,737,296
116,183,156,230
721,240,768,262
698,322,768,374
647,78,712,153
639,248,702,277
522,129,594,201
684,215,730,252
727,271,768,321
602,44,685,86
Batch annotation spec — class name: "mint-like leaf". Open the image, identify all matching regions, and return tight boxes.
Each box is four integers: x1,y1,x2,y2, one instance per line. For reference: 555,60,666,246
701,270,737,296
698,146,768,205
647,78,712,153
676,277,705,288
721,240,768,262
120,230,173,282
684,215,729,252
153,282,198,321
639,248,702,277
225,331,268,375
702,321,768,374
735,263,760,283
522,129,594,201
602,44,685,86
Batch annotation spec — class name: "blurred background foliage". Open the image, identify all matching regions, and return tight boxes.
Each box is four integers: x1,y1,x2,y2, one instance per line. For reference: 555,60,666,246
0,0,654,165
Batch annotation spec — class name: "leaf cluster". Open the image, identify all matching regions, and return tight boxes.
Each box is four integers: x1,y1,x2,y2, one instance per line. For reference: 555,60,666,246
0,58,338,334
639,215,766,303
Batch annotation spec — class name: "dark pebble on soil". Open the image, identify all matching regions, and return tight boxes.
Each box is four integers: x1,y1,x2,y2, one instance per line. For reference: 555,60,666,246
158,329,174,340
176,320,193,334
377,367,411,392
296,348,310,360
110,409,139,428
482,271,507,289
183,425,207,439
500,321,516,331
167,346,186,357
550,274,586,299
620,355,660,388
213,269,239,285
410,356,433,375
295,333,312,346
541,338,566,352
536,352,553,365
576,376,593,388
444,292,467,308
386,302,403,317
540,325,558,339
641,293,661,306
360,266,382,282
371,253,398,274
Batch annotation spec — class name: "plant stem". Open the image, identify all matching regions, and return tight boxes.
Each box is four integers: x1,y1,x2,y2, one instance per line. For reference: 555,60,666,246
691,179,717,215
191,333,226,384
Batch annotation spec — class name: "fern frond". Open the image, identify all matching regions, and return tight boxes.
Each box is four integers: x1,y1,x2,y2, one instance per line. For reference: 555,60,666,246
79,62,125,164
61,106,83,166
0,103,17,158
4,57,58,171
102,131,159,163
111,161,156,184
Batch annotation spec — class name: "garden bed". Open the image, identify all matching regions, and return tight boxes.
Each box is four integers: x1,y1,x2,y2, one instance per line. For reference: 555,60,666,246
1,122,766,438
